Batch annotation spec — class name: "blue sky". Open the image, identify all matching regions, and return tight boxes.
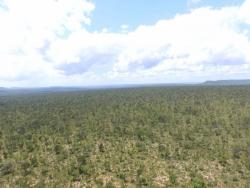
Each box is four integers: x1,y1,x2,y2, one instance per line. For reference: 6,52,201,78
0,0,250,87
89,0,187,32
88,0,244,32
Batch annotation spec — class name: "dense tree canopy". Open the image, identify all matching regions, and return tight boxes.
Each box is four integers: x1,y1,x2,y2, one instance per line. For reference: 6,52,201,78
0,86,250,187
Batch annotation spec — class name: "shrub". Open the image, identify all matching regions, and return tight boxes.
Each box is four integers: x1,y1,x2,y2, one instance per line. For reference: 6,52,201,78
54,144,64,155
191,176,206,188
106,181,116,188
0,162,15,176
169,172,177,185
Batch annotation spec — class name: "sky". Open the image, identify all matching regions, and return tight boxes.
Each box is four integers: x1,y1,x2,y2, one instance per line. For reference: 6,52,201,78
0,0,250,87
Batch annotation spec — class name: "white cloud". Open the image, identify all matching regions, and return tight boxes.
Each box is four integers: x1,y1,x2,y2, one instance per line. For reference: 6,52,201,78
114,6,250,73
0,0,250,87
121,25,129,29
0,0,95,86
239,0,250,24
120,24,129,33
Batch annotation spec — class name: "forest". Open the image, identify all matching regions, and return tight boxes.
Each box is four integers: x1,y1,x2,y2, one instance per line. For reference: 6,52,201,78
0,86,250,187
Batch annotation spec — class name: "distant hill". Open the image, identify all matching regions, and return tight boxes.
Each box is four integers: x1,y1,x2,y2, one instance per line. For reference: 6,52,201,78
1,80,250,96
202,79,250,86
0,87,7,93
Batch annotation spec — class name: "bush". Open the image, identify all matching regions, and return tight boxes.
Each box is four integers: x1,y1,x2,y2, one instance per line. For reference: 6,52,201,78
139,176,149,186
99,143,105,153
21,160,32,176
0,162,15,176
68,167,80,181
191,176,206,188
106,181,116,188
169,172,177,185
232,147,241,159
54,144,64,155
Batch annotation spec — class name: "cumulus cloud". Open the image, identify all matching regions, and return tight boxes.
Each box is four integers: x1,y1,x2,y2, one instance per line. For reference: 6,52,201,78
114,6,250,73
0,0,250,87
240,0,250,24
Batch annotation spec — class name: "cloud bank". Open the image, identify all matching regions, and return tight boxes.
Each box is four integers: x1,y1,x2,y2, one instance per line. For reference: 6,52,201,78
0,0,250,87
